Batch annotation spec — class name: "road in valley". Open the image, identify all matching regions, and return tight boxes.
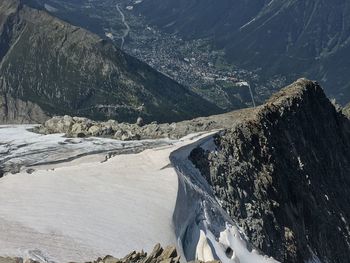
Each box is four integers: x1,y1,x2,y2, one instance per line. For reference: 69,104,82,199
116,3,130,49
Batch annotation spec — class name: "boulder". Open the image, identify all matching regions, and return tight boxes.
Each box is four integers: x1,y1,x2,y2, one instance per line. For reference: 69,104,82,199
100,126,114,136
121,131,141,141
71,122,85,135
44,115,74,133
114,130,124,140
73,116,89,122
88,125,101,136
44,116,61,132
160,246,177,259
136,117,144,127
102,255,121,263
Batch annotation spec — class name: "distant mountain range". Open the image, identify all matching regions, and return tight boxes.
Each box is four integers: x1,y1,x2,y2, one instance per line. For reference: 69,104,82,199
135,0,350,104
0,0,221,124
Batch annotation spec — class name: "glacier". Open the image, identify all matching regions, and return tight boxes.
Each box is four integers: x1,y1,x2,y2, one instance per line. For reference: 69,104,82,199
0,125,278,263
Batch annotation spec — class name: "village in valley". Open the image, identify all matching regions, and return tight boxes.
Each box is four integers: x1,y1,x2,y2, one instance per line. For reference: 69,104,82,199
43,0,287,110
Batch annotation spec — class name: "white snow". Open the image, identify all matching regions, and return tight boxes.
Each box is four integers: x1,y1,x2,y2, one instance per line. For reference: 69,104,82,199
105,32,114,40
0,131,192,262
196,229,214,261
297,156,304,169
0,126,281,263
236,81,249,87
0,125,173,172
171,136,279,263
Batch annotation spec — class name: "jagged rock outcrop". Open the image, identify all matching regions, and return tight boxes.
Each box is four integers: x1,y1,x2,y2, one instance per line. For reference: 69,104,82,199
87,244,181,263
0,0,221,124
190,79,350,263
0,244,218,263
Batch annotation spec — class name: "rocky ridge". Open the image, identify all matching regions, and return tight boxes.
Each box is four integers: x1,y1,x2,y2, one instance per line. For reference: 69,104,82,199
37,81,350,143
190,79,350,263
35,107,255,140
0,244,210,263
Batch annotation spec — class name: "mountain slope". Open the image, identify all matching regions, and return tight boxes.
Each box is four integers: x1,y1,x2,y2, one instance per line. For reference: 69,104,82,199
0,0,221,124
135,0,350,104
190,79,350,263
0,94,48,124
1,78,349,263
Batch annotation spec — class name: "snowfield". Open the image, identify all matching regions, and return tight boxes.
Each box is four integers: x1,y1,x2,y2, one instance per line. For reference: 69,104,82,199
0,125,174,172
0,126,279,263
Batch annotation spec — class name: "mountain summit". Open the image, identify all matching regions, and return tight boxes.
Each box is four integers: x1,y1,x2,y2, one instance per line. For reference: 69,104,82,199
190,79,350,262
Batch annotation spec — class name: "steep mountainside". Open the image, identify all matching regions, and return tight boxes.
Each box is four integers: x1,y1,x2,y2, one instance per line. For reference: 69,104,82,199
0,94,48,124
135,0,350,104
0,0,221,124
190,79,350,263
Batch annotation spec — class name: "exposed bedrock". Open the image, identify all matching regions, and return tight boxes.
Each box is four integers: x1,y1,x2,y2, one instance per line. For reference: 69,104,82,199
190,79,350,263
0,244,209,263
0,94,48,124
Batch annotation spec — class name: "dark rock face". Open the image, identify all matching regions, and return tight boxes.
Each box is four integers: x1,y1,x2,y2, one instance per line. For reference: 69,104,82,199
0,0,221,124
190,79,350,263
